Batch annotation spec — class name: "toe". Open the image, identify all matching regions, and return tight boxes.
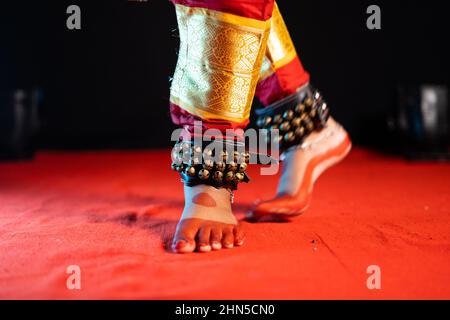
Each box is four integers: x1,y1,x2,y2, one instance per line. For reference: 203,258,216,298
172,239,195,253
172,219,197,253
222,226,234,249
196,226,212,253
210,227,222,250
233,224,245,246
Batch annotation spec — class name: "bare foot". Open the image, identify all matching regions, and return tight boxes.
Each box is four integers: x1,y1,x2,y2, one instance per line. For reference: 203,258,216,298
249,117,351,220
172,185,245,253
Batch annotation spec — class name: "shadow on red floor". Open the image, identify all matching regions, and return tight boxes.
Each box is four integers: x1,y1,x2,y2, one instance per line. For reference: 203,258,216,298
0,148,449,299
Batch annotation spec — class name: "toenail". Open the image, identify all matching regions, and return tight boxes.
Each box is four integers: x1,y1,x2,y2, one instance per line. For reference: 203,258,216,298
236,240,244,246
224,243,233,249
211,242,222,250
173,240,187,250
199,245,211,252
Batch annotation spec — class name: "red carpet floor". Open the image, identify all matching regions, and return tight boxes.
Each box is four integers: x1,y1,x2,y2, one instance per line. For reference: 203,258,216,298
0,148,449,299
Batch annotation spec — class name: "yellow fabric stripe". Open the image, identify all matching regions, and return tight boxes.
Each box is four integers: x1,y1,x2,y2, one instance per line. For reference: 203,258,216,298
265,2,298,70
272,50,297,70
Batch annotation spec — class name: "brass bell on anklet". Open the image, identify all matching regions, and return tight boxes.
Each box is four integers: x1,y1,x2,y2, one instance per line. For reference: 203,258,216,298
273,114,283,124
227,162,238,172
304,97,314,108
186,166,196,177
301,115,313,128
235,172,244,182
295,126,305,138
238,163,247,173
303,118,315,132
243,152,250,164
291,117,302,127
284,131,295,143
212,171,223,182
198,169,210,180
295,103,306,113
203,159,214,171
279,121,291,132
314,91,321,100
233,151,240,162
257,116,272,127
215,161,226,172
283,110,294,120
225,171,234,182
221,151,228,162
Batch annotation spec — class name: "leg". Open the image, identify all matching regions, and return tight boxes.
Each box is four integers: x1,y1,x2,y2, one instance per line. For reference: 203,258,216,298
249,2,352,219
169,0,274,252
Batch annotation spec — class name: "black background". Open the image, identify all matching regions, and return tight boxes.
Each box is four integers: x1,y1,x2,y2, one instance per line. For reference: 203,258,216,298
1,0,448,149
0,300,447,318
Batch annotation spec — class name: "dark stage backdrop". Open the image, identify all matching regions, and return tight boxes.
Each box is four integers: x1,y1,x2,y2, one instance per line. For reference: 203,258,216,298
0,0,448,149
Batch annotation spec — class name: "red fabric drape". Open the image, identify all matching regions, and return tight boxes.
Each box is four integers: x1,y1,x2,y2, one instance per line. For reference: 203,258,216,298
170,0,275,21
255,56,310,106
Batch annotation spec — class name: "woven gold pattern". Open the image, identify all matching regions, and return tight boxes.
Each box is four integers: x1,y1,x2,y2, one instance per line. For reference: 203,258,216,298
170,5,271,122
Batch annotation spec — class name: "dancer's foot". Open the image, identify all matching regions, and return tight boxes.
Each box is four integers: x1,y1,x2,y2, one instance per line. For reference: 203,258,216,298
172,185,245,253
249,117,351,220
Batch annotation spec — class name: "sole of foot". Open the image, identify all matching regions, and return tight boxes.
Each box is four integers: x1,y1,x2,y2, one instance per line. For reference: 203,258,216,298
248,120,352,221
